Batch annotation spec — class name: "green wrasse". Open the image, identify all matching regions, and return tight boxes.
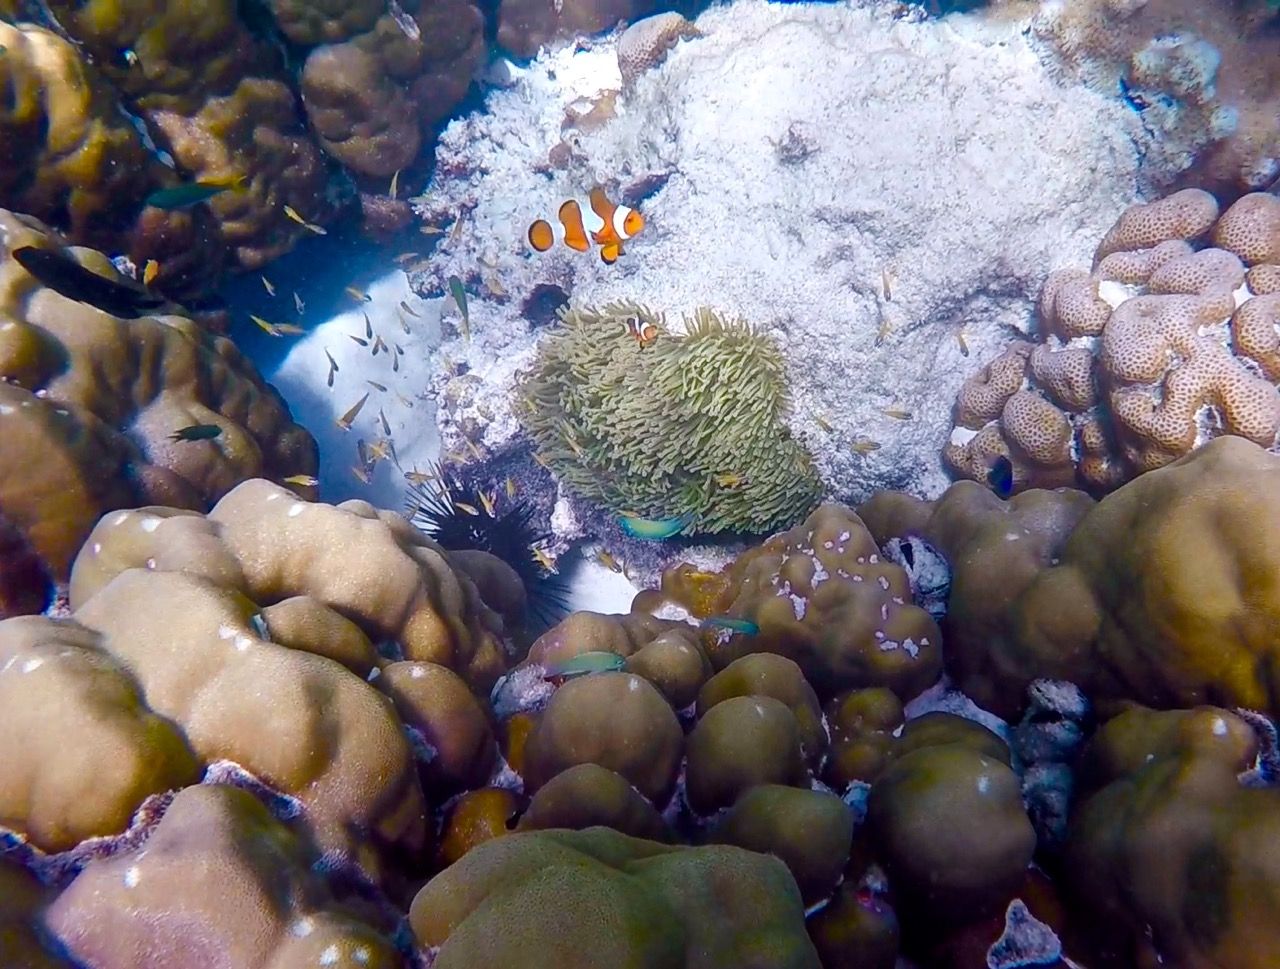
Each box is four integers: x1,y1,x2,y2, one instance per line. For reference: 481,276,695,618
619,511,694,540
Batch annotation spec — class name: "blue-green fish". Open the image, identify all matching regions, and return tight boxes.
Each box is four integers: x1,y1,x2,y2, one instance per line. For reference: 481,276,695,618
145,174,246,210
169,423,222,442
619,511,694,540
447,275,470,342
548,650,626,679
700,615,759,635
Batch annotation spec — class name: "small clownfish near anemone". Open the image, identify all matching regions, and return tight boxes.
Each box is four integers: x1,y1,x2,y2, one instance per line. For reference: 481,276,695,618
528,187,643,265
623,314,657,348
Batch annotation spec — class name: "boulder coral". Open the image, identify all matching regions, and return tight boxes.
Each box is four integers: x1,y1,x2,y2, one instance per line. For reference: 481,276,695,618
863,436,1280,721
1065,705,1280,968
947,188,1280,494
0,212,317,618
634,503,942,699
408,826,822,968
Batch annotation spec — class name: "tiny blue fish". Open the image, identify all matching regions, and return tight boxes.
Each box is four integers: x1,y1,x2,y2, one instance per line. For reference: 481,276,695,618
988,454,1013,499
619,511,694,540
701,615,759,635
548,650,626,679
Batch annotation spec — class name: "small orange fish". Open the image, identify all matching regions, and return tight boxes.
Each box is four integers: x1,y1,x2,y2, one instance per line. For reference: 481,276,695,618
528,187,643,265
623,314,657,348
142,259,160,286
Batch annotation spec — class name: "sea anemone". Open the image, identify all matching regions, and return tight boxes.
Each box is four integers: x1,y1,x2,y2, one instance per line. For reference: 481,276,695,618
406,464,569,629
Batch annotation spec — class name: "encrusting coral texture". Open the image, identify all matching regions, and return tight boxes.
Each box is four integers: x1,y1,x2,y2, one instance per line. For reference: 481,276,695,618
946,189,1280,494
0,212,317,618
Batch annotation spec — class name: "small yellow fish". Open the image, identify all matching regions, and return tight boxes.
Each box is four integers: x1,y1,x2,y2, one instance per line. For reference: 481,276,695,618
378,408,391,436
283,474,319,487
397,308,412,335
399,300,419,317
478,490,497,517
336,393,370,431
367,380,387,392
394,252,418,264
324,348,339,388
881,266,894,302
532,452,551,470
419,225,445,236
347,286,371,304
449,212,466,244
957,329,970,357
404,467,437,486
533,546,558,572
142,259,160,286
484,275,506,298
363,312,373,339
284,205,327,235
251,314,282,337
851,437,882,456
274,322,305,336
713,472,747,489
396,391,415,409
882,407,913,421
352,464,372,484
348,334,369,347
294,291,305,314
261,275,275,297
392,353,400,373
596,549,623,573
505,476,517,499
367,439,391,463
454,500,481,516
875,318,893,348
372,335,387,357
389,169,400,200
463,436,483,460
814,414,834,433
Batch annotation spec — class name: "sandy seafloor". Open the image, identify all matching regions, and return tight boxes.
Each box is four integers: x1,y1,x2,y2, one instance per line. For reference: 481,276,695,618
229,0,1164,614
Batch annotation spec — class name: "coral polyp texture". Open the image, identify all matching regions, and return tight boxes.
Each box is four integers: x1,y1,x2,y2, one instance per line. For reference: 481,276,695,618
0,212,317,618
946,189,1280,494
1032,0,1280,195
634,503,942,698
862,436,1280,722
516,303,824,534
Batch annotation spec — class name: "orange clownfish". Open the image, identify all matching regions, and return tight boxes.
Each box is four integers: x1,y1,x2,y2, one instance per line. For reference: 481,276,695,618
528,187,643,265
623,314,657,348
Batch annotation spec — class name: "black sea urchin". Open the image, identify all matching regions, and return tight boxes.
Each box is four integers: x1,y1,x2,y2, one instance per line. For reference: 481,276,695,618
406,465,569,629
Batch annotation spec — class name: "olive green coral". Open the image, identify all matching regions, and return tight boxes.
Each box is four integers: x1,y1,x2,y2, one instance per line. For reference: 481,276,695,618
516,303,823,534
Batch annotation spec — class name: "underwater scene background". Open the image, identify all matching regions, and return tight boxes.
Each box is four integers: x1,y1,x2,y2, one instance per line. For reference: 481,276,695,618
0,0,1279,966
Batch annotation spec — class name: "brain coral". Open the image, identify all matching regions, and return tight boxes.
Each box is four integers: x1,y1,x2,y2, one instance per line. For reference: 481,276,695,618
0,212,317,617
947,189,1280,495
38,0,336,270
863,436,1280,721
0,22,223,295
517,303,823,534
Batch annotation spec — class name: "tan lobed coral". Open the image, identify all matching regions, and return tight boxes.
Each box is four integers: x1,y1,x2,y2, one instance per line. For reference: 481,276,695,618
616,12,701,88
1065,706,1280,969
44,785,405,969
634,503,942,699
498,0,656,59
0,212,317,617
408,826,822,969
0,477,522,888
947,189,1280,495
0,22,223,295
40,0,337,271
1032,0,1280,196
863,436,1280,722
297,0,487,179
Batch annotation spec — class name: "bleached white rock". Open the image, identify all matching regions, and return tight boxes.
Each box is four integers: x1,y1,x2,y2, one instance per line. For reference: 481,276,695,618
411,0,1150,511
